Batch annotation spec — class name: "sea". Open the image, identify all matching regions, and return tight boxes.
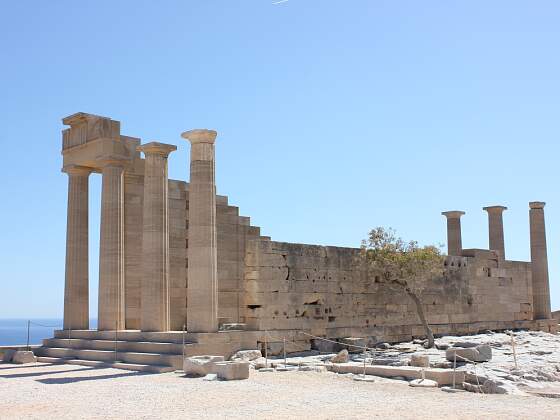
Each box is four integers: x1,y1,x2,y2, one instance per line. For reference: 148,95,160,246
0,319,98,346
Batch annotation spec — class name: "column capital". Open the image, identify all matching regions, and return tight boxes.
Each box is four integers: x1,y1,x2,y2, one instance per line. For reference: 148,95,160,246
181,129,217,145
442,210,465,219
483,205,508,213
138,142,177,157
530,201,546,210
62,165,93,176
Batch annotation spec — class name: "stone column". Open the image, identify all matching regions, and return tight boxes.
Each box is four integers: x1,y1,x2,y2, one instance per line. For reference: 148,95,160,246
181,129,218,333
483,205,507,259
530,202,551,320
441,211,465,256
138,142,177,332
63,165,91,330
98,160,126,330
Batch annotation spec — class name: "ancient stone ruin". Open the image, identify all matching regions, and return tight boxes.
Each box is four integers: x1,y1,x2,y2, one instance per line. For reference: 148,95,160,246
36,112,557,372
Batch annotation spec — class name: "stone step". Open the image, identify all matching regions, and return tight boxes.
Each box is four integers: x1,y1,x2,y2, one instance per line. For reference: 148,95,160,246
38,347,183,369
36,357,174,373
53,330,194,344
43,338,187,354
52,329,260,346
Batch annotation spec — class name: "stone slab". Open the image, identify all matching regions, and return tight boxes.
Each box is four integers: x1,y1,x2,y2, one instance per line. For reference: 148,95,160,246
183,355,225,377
12,351,37,364
213,361,250,380
2,349,16,363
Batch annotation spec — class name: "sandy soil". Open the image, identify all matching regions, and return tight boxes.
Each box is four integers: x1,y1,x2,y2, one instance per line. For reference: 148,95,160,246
1,362,559,419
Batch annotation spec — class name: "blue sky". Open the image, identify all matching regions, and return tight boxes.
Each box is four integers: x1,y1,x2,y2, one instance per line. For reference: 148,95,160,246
0,0,558,318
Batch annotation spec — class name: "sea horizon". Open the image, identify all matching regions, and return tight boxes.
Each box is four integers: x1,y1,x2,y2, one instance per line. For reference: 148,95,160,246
0,318,98,346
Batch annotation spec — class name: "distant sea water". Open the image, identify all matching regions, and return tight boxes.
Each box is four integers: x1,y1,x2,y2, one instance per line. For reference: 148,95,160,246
0,319,98,346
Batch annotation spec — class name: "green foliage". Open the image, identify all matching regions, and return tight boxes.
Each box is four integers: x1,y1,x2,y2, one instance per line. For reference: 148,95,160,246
360,227,444,348
361,227,444,292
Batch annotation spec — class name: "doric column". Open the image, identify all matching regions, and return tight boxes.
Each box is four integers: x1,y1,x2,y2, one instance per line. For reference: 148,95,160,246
63,165,91,330
441,211,465,256
530,202,551,320
181,129,218,333
483,205,507,259
138,142,176,332
97,159,126,330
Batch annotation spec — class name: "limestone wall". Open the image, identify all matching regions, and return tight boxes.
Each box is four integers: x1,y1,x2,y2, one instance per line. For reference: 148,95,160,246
243,239,537,343
123,174,266,331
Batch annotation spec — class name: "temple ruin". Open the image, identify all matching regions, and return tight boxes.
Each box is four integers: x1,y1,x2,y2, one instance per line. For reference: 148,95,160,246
36,112,557,372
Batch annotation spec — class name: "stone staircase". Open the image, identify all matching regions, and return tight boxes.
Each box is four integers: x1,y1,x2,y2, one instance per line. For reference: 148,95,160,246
36,329,260,373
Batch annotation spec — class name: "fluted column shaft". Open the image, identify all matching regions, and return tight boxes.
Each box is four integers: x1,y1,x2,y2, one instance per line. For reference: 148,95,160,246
63,166,91,330
484,206,507,259
182,129,218,333
98,163,125,330
139,143,176,332
442,211,465,256
530,202,551,320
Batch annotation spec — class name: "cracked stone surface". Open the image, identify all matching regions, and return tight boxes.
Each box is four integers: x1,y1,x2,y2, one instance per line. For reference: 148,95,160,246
270,330,560,395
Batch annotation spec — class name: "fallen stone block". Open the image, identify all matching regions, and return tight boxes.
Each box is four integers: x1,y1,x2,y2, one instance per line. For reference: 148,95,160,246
462,382,483,393
203,373,218,381
251,357,268,370
446,345,492,363
184,355,225,377
213,361,250,380
298,365,327,373
330,349,349,363
312,339,340,353
230,349,262,362
482,379,517,395
476,345,492,361
339,337,367,353
2,349,16,363
410,355,430,368
12,351,36,364
409,379,438,388
328,364,464,386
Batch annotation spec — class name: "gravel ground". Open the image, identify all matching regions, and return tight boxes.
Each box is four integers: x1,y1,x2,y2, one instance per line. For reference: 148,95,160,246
1,362,559,419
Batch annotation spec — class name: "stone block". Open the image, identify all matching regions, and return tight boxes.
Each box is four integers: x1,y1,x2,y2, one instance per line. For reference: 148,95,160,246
2,349,16,362
330,349,349,363
230,349,262,361
410,355,430,367
213,361,250,380
445,345,492,363
12,351,37,364
184,355,225,377
311,338,340,353
339,337,367,353
329,364,464,386
409,379,438,388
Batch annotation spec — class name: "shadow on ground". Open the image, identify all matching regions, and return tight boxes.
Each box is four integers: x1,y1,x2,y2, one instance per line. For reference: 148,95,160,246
35,370,154,385
0,366,96,379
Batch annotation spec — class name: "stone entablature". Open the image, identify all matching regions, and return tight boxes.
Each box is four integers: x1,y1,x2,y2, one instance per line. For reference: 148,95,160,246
62,113,120,150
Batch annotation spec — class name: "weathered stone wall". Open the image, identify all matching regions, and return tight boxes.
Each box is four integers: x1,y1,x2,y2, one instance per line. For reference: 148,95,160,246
244,239,541,343
123,172,265,330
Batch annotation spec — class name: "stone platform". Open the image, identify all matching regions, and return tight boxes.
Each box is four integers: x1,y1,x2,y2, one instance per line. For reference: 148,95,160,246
36,329,261,372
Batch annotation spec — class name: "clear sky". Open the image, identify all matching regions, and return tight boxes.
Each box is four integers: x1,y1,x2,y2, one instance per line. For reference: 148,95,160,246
0,1,558,318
